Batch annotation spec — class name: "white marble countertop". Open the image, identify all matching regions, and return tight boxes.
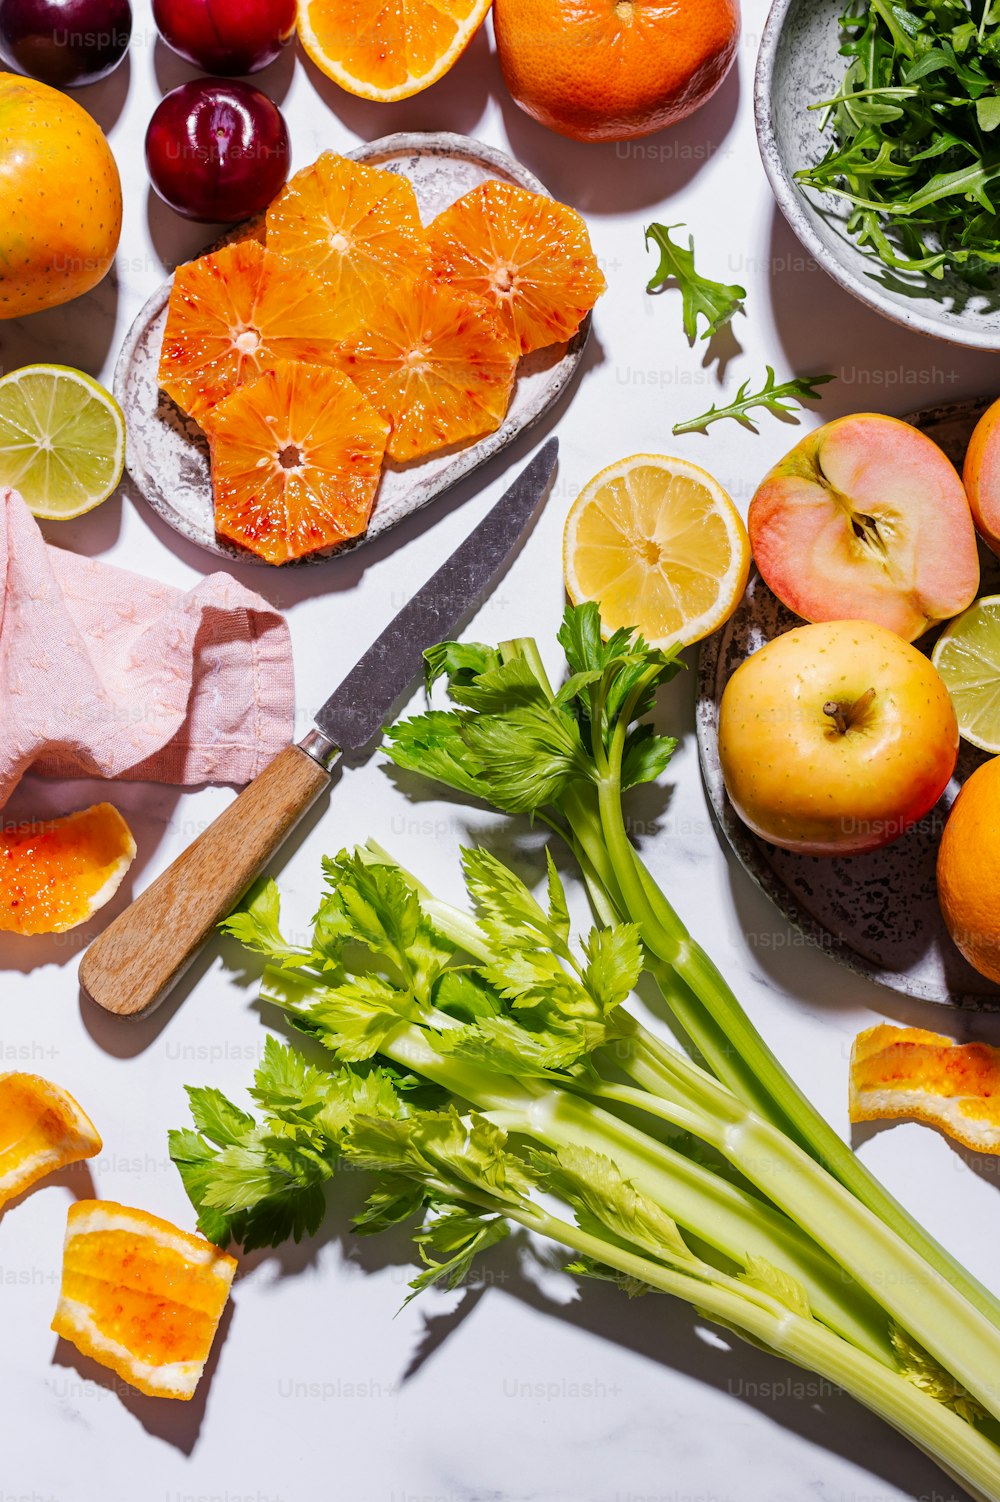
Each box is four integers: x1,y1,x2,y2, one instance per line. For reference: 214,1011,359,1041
3,4,1000,1499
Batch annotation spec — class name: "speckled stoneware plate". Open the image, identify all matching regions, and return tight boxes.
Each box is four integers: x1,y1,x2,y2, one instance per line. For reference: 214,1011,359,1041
115,132,589,566
697,398,1000,1010
755,0,1000,350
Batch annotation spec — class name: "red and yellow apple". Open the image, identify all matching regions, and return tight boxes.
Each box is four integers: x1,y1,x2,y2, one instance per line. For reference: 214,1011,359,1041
718,620,958,856
963,397,1000,556
748,414,979,642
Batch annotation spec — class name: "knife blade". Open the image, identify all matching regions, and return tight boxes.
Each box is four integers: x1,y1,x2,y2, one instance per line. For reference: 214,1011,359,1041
79,439,558,1020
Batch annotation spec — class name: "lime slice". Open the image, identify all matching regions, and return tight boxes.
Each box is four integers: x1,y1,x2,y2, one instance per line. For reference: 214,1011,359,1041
932,595,1000,752
0,364,125,520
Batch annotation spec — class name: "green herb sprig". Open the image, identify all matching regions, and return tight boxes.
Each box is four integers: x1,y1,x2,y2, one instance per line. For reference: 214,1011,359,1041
645,223,746,341
672,368,835,433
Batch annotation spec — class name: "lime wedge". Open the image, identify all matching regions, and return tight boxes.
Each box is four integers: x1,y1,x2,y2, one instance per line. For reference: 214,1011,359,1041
0,364,126,520
932,595,1000,752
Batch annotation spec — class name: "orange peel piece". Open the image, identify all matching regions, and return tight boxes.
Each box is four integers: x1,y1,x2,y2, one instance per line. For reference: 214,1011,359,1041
0,1074,102,1210
52,1200,237,1401
850,1023,1000,1154
0,803,136,935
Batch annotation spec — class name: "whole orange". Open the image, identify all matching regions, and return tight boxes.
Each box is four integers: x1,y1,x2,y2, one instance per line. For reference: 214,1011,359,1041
493,0,740,143
0,73,122,319
937,757,1000,984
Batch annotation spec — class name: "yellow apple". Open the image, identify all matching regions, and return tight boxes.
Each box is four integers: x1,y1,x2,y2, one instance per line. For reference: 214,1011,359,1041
718,620,958,855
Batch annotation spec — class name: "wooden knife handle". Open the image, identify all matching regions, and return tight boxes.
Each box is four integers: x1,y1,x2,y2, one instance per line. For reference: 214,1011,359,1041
79,744,332,1020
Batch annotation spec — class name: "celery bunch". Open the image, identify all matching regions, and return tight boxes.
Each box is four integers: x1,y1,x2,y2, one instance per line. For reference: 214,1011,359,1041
170,606,1000,1500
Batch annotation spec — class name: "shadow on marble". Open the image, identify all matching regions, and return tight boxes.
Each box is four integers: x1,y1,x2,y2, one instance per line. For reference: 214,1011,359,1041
296,31,493,147
495,63,742,218
151,34,298,106
49,1292,234,1456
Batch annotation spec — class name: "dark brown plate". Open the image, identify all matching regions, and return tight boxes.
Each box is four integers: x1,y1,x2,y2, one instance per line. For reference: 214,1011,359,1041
697,398,1000,1010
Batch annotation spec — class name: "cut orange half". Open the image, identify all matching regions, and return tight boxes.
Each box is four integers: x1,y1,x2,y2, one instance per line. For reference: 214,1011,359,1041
266,154,430,331
0,803,136,936
158,241,348,424
428,180,607,355
0,1074,102,1211
563,454,751,651
335,278,519,463
202,360,390,565
52,1200,238,1401
297,0,493,102
850,1024,1000,1155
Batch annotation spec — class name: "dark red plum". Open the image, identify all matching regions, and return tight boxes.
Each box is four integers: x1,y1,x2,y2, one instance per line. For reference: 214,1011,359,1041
0,0,131,86
152,0,296,76
145,78,290,222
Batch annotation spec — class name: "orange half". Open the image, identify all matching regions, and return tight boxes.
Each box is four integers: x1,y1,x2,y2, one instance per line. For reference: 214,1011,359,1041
850,1023,1000,1154
0,803,136,936
203,360,390,564
52,1200,237,1401
0,1074,101,1211
158,241,349,424
297,0,493,102
266,153,430,331
335,277,519,463
428,180,607,355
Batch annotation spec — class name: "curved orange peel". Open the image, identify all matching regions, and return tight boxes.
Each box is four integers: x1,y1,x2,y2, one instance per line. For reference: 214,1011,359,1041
850,1023,1000,1154
0,1073,102,1211
0,803,136,936
51,1200,237,1401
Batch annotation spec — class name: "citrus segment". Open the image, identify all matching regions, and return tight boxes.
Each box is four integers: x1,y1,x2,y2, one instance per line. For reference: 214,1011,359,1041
0,803,136,936
428,180,606,355
202,360,390,564
0,364,125,520
266,154,430,330
297,0,493,102
0,1074,102,1211
563,454,750,650
335,278,519,463
51,1200,237,1401
158,241,347,423
931,595,1000,753
850,1024,1000,1154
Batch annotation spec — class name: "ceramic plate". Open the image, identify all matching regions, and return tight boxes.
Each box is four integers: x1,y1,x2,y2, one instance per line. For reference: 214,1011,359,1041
755,0,1000,350
115,132,590,566
697,398,1000,1010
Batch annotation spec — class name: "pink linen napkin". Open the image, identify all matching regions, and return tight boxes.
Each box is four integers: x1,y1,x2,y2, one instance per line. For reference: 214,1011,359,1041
0,488,294,809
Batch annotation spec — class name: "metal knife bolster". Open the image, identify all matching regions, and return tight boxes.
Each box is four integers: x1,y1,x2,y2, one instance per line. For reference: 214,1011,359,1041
299,726,341,770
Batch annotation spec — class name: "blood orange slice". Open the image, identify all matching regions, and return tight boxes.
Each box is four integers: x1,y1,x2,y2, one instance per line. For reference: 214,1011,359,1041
335,277,519,463
158,241,347,424
0,1074,102,1211
428,180,606,355
202,360,390,564
51,1200,237,1401
297,0,493,102
266,154,429,330
0,803,136,935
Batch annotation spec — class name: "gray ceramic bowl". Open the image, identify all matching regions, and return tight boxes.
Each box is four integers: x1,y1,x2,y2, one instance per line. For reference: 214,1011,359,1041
754,0,1000,350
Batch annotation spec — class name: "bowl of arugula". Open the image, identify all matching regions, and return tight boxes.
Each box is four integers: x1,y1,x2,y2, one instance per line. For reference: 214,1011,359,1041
755,0,1000,348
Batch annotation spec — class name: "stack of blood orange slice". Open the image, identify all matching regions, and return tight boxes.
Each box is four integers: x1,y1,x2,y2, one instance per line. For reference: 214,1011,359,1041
158,154,605,565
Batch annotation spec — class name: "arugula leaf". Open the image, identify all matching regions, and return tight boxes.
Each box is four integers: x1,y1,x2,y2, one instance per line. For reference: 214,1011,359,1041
645,223,747,342
672,368,834,434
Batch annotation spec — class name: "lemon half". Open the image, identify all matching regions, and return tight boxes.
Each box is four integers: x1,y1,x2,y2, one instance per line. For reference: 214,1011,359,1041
563,453,750,650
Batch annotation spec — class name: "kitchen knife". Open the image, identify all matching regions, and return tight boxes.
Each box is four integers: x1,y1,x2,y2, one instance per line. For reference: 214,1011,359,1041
79,438,558,1020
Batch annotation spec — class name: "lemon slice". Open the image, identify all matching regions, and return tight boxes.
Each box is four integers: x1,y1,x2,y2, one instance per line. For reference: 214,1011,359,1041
0,363,125,520
931,595,1000,752
563,453,750,650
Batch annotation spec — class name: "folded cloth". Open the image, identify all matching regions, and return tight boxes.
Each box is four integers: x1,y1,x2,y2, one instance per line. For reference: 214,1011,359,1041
0,489,294,809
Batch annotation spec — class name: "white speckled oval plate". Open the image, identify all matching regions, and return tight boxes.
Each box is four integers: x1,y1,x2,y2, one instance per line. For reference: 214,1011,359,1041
114,132,590,566
697,398,1000,1010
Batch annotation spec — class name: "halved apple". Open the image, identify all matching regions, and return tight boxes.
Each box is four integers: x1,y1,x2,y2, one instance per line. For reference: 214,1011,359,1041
748,414,979,642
